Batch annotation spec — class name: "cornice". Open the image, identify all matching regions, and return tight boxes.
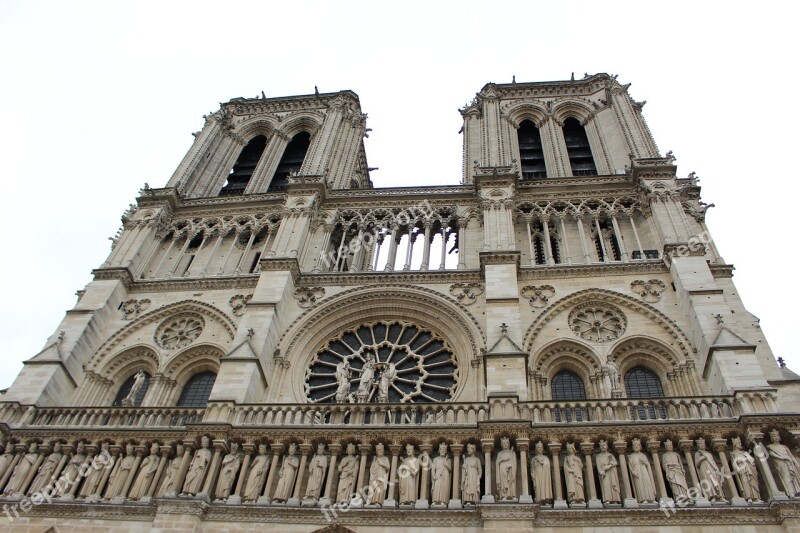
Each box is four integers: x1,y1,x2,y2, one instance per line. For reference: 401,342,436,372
710,263,735,278
128,275,259,294
222,90,361,116
327,185,474,200
518,260,667,280
518,174,633,190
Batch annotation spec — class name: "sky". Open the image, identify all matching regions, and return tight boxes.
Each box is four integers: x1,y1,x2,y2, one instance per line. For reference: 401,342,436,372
0,1,797,390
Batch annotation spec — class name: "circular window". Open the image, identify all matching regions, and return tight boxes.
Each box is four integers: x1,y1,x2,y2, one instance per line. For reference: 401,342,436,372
568,302,626,343
155,314,205,350
305,321,458,404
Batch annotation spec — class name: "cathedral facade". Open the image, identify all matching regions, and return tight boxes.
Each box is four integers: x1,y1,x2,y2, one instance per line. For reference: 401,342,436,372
1,74,799,532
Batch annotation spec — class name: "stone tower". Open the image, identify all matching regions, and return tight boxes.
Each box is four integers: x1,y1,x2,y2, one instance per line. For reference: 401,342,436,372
1,75,800,532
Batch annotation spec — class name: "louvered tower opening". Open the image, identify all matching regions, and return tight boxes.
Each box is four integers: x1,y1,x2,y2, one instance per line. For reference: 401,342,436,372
518,120,547,179
269,131,311,192
219,135,267,196
563,118,597,176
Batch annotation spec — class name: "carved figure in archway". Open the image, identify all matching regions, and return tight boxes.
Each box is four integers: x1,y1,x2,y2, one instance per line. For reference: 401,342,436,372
214,442,241,501
431,443,451,506
768,430,800,497
29,442,63,496
129,443,160,500
694,438,727,503
243,444,269,502
272,443,300,503
730,437,761,503
335,361,351,403
122,369,147,407
336,443,359,504
596,440,620,504
461,443,482,505
661,440,690,502
182,437,211,496
495,437,517,501
365,443,390,506
563,443,585,504
628,438,657,503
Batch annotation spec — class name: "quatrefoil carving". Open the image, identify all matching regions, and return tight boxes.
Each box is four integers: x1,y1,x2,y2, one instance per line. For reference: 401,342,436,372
631,279,666,303
520,285,556,308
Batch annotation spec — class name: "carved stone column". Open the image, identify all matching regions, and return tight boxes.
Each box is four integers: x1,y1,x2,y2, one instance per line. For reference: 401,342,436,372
581,441,602,508
614,440,638,508
168,441,194,497
0,447,23,494
449,444,463,509
198,440,226,502
480,440,495,504
94,445,118,500
517,440,533,504
550,442,567,509
142,445,171,502
415,444,431,509
259,444,283,504
354,444,370,507
288,443,311,506
228,443,253,505
384,444,401,508
748,433,787,501
680,439,710,507
114,446,144,502
713,438,746,506
320,443,340,507
647,440,670,506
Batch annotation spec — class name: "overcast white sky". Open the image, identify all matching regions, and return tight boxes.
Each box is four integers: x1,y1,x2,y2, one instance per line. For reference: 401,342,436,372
0,1,797,390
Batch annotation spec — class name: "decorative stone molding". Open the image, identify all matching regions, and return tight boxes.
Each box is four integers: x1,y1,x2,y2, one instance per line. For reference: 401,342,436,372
229,294,252,317
155,314,205,350
568,302,627,343
521,285,556,308
630,279,666,303
294,287,326,308
121,299,151,320
449,283,484,305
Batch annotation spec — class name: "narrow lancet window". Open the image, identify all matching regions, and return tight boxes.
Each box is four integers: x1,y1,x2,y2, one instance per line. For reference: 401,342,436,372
562,118,597,176
219,135,268,196
269,131,311,192
518,120,546,179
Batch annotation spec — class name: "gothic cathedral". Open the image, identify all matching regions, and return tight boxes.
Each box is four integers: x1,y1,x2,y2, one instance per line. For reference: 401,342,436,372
1,74,799,532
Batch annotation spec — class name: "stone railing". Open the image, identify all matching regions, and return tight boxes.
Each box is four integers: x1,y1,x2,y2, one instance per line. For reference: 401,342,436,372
217,401,490,427
20,406,204,429
0,394,757,431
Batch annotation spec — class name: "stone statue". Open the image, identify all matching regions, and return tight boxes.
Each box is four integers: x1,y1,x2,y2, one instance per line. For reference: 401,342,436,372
243,444,269,502
563,443,585,504
3,442,39,496
79,442,111,500
356,353,376,403
181,436,211,496
596,440,621,504
495,437,517,501
272,443,300,503
461,443,482,505
530,441,552,504
365,443,390,506
158,444,184,497
129,443,160,500
28,442,63,496
604,358,620,392
214,442,241,501
334,361,351,403
694,438,727,503
628,438,657,503
0,444,13,484
377,362,397,403
730,437,761,503
431,443,451,506
398,443,420,505
661,440,690,502
336,443,359,504
767,429,800,497
56,441,86,497
106,443,135,499
303,443,328,504
122,369,147,407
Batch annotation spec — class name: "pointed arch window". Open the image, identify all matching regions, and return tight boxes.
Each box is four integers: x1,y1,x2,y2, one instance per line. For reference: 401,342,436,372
220,135,268,196
562,118,597,176
625,366,666,419
551,370,588,422
177,371,216,407
624,366,664,398
518,120,546,179
112,372,150,407
269,131,311,192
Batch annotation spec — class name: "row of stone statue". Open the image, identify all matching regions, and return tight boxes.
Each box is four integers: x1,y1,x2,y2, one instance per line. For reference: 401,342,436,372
1,430,799,509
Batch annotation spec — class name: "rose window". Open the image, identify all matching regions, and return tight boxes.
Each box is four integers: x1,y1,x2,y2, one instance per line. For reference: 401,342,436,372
305,321,458,403
155,314,204,350
568,303,626,342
